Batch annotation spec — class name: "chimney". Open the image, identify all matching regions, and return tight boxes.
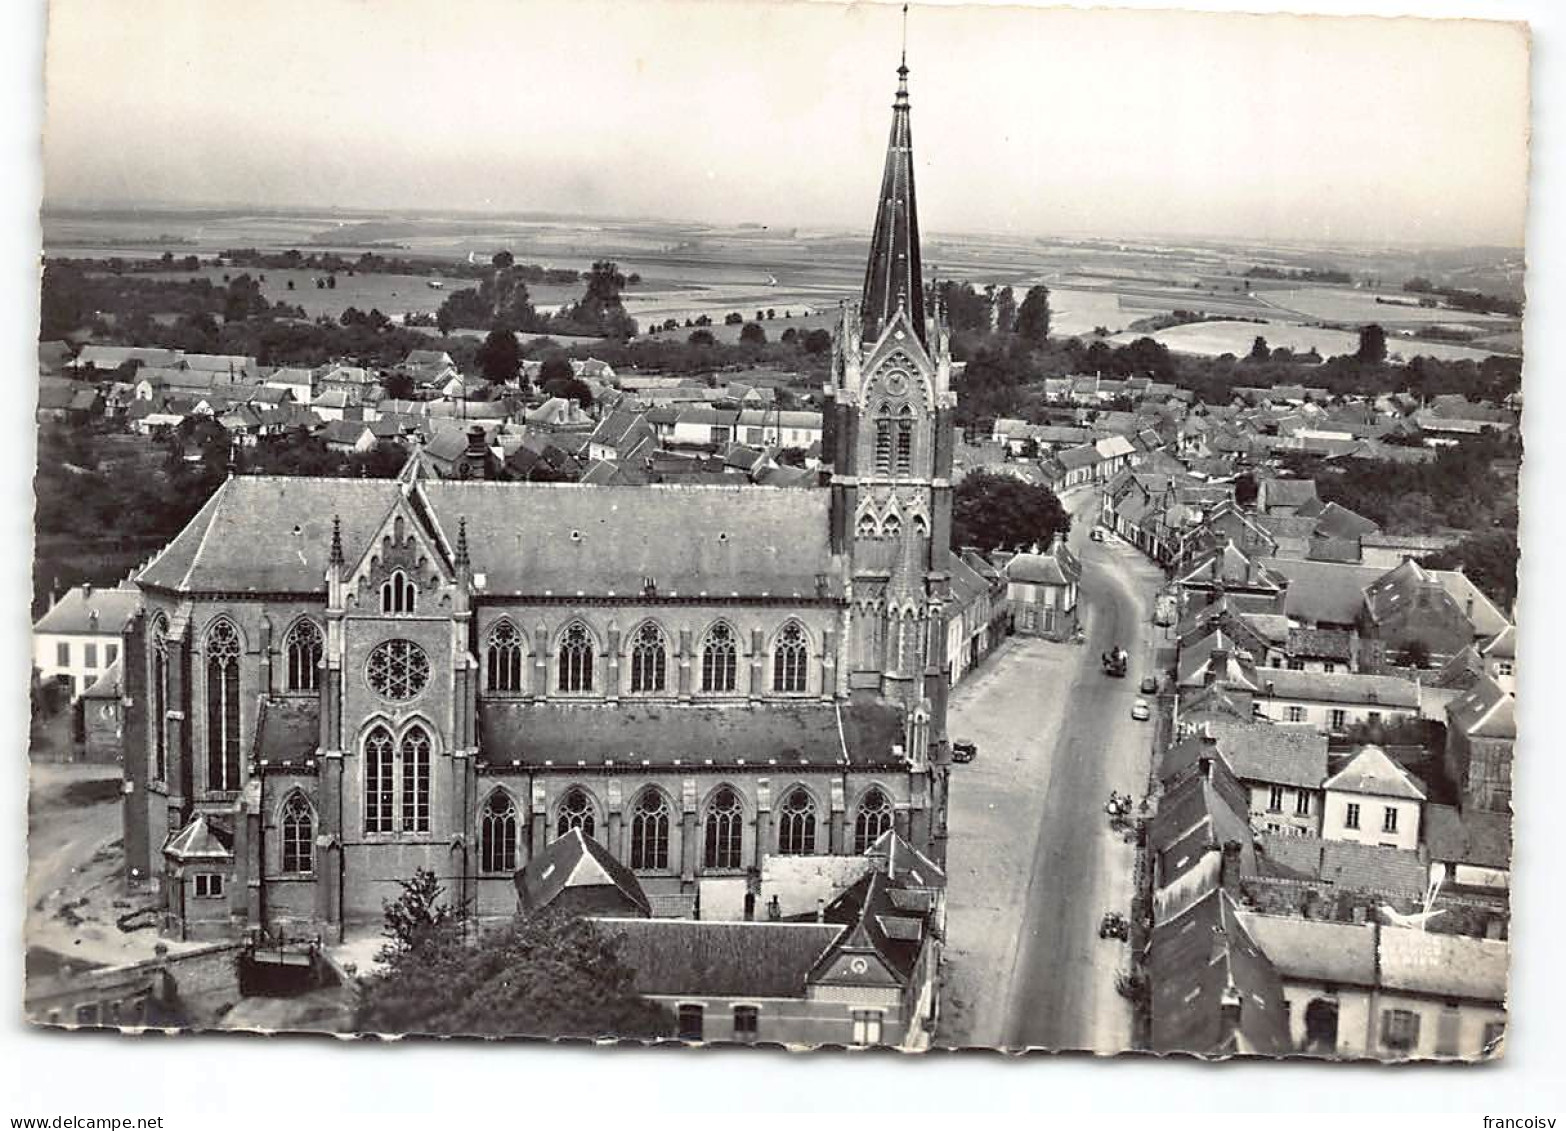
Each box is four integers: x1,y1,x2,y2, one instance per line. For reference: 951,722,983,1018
1220,840,1243,894
1219,981,1244,1042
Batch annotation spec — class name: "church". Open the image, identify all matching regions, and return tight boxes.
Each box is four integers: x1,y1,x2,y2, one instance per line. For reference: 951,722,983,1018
120,57,961,942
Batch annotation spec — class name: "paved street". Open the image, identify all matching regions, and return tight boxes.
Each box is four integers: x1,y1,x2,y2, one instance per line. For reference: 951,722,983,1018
939,488,1166,1052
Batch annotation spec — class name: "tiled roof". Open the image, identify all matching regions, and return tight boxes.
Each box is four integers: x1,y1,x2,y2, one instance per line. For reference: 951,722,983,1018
1318,840,1426,898
1379,927,1508,1002
479,699,906,769
1312,502,1381,540
1322,745,1426,800
602,918,843,998
81,657,123,700
1236,912,1377,987
1423,804,1511,870
1004,543,1081,587
33,584,141,636
1205,721,1328,789
1286,627,1353,661
1258,669,1419,708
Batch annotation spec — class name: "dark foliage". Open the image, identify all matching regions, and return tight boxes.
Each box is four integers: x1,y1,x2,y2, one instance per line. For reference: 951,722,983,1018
951,471,1070,554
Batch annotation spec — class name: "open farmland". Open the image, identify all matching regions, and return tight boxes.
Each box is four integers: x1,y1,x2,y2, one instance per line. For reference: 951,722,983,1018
1254,285,1515,327
1107,319,1503,362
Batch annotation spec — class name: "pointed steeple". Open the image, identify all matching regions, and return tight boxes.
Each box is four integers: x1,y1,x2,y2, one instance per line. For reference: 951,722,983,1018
455,516,470,569
861,50,926,348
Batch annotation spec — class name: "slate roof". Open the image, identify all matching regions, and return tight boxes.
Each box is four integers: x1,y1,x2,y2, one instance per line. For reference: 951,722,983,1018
1379,927,1508,1003
251,696,322,765
138,477,837,598
603,918,844,998
1322,745,1426,800
818,869,926,982
1432,644,1486,690
1235,912,1377,987
1479,624,1516,662
1447,676,1515,740
34,584,141,636
515,828,651,917
1261,558,1385,625
1149,889,1292,1057
479,700,906,769
1423,804,1512,870
1258,477,1319,512
163,813,235,861
1313,502,1381,540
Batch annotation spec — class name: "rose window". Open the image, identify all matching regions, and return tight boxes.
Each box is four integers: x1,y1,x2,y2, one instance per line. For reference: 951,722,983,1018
366,639,430,701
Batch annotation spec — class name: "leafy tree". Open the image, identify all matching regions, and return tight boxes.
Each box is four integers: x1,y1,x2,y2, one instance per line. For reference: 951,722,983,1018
476,326,522,384
802,328,833,355
937,281,990,336
492,250,515,270
1015,285,1052,346
724,312,744,326
1248,335,1270,361
739,322,766,345
994,286,1017,335
1356,323,1388,365
380,867,463,953
951,471,1070,554
688,329,716,347
543,375,594,408
538,353,574,387
554,260,636,339
356,906,673,1039
1425,530,1520,609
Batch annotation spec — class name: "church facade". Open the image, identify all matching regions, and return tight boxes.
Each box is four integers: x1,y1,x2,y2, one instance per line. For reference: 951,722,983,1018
121,60,960,943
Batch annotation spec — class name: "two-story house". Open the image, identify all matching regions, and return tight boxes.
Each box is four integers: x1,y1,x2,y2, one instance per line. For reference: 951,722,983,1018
1319,745,1425,851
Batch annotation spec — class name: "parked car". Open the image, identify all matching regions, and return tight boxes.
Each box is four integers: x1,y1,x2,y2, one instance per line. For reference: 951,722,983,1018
1139,675,1158,695
1130,699,1150,721
1090,525,1107,542
951,739,978,764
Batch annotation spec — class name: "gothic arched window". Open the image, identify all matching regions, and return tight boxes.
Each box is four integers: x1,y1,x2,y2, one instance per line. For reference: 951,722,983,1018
882,511,902,539
704,787,744,870
380,570,417,615
557,622,595,693
205,618,242,793
284,619,322,692
777,787,817,855
364,725,395,833
701,623,738,693
556,787,596,840
911,512,929,538
629,622,667,694
629,790,672,871
486,620,524,693
149,614,169,783
280,793,315,874
400,726,431,834
853,787,894,854
479,791,519,873
873,404,894,474
773,622,809,693
894,404,915,476
856,511,878,538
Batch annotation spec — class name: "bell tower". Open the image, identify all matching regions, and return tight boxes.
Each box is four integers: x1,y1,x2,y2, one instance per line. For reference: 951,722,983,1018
825,54,954,745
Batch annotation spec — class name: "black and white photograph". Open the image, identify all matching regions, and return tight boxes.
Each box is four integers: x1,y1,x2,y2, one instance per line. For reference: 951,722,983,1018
8,0,1561,1116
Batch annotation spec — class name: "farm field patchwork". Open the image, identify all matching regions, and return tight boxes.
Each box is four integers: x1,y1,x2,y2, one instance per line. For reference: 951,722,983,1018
1254,285,1513,326
1107,319,1503,362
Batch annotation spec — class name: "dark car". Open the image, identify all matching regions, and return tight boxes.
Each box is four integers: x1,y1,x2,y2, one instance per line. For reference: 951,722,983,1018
1140,675,1158,695
951,739,978,764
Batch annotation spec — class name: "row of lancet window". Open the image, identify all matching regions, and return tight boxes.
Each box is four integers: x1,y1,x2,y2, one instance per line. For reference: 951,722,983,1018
485,619,811,696
855,510,928,539
475,784,896,874
872,404,915,476
269,781,894,876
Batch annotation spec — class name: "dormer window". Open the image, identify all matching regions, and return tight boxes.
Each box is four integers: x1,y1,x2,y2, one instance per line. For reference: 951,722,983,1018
381,570,417,615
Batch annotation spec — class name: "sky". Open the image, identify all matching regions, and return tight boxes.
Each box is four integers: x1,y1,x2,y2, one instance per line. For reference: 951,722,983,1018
40,0,1531,246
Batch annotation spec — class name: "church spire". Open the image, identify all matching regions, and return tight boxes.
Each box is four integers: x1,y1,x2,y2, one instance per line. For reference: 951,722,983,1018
860,43,926,348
